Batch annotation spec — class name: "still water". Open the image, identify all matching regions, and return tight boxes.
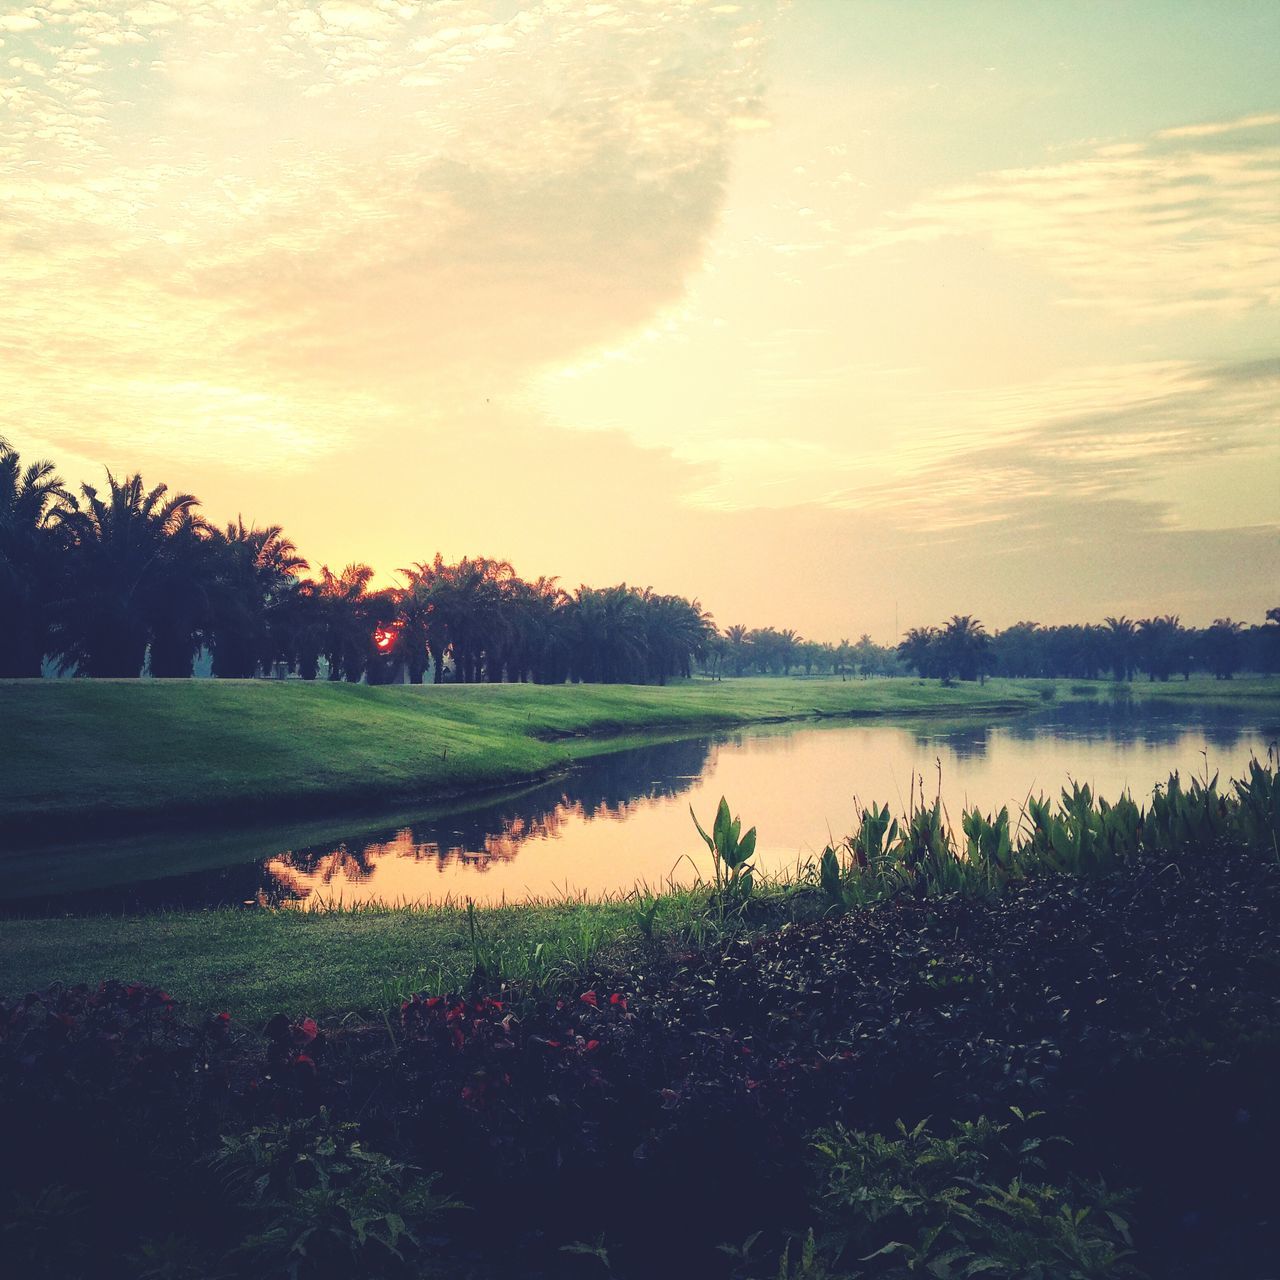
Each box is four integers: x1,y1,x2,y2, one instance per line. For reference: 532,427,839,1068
6,700,1276,915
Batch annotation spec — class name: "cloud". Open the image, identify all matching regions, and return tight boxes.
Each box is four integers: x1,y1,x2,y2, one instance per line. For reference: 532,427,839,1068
847,113,1280,319
0,0,778,463
1156,112,1280,140
845,356,1280,538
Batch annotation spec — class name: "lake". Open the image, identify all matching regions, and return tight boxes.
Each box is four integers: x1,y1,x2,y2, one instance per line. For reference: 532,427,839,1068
4,698,1276,914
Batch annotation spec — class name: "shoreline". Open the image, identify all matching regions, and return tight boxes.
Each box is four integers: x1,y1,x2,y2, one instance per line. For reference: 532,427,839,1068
0,677,1053,844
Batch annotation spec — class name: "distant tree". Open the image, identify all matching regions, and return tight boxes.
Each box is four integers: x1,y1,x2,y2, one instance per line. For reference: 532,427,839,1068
777,627,802,675
796,639,825,676
272,578,326,680
940,615,991,682
207,520,309,679
898,626,942,680
54,472,200,678
723,624,751,677
1103,616,1138,681
1136,615,1185,682
0,438,72,677
1201,617,1245,680
701,630,728,681
147,512,215,677
852,633,900,677
316,563,377,682
833,637,852,680
1265,607,1280,675
638,588,714,683
991,621,1044,678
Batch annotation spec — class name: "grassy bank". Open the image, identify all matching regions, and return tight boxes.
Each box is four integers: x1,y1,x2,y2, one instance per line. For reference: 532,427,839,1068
3,675,1275,840
0,676,1038,838
0,896,664,1024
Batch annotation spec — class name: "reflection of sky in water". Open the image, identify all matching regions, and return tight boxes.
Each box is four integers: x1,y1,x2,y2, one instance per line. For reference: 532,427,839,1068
11,704,1276,914
262,703,1274,909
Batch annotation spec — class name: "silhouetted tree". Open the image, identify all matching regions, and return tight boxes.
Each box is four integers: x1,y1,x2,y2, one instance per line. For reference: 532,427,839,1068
898,626,943,680
1136,615,1184,682
1201,617,1245,680
1104,616,1138,681
54,472,200,678
208,520,309,678
940,615,991,682
317,563,376,682
147,512,215,677
0,438,71,676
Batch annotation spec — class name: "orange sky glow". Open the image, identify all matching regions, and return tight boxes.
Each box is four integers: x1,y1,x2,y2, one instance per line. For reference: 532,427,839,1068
3,0,1278,640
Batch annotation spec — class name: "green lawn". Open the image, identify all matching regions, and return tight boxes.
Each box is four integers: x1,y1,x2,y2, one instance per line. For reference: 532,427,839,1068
0,896,673,1024
0,676,1046,837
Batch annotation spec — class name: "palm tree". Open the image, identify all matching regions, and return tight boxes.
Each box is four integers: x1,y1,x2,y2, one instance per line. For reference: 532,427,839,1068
636,588,713,683
272,578,327,680
898,626,940,679
495,574,570,684
147,511,216,677
208,520,309,678
747,626,787,675
401,555,516,683
394,565,436,684
777,627,802,675
724,624,750,677
317,563,376,681
570,585,647,683
1103,616,1138,682
940,615,990,682
55,472,200,677
1136,615,1183,682
0,437,72,676
1201,618,1245,680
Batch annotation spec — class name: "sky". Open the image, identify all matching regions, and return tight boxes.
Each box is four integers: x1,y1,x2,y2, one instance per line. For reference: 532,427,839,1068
2,0,1278,641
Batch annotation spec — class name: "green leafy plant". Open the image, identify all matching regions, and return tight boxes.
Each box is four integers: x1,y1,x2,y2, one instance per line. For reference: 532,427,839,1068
631,893,661,941
735,1112,1139,1279
210,1110,462,1279
692,796,758,905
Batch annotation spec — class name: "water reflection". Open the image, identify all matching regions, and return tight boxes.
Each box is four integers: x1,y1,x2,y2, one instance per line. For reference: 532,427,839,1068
4,704,1275,915
267,737,713,890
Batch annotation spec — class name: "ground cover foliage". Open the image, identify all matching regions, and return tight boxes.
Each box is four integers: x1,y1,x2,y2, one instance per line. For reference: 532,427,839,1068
2,764,1278,1279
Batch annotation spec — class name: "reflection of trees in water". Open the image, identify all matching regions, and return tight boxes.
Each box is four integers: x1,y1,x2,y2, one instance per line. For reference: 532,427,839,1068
267,736,715,889
912,701,1267,756
1000,699,1263,751
913,726,990,760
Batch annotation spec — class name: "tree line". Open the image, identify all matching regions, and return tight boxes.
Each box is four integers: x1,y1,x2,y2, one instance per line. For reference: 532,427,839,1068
0,442,727,684
898,613,1280,684
3,441,1276,684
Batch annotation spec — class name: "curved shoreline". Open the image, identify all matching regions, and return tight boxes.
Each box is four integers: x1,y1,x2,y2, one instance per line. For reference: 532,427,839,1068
2,675,1273,846
2,691,1036,847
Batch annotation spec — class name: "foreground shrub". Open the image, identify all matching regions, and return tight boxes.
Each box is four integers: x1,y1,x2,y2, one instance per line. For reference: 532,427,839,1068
815,756,1280,907
210,1110,462,1279
729,1112,1138,1280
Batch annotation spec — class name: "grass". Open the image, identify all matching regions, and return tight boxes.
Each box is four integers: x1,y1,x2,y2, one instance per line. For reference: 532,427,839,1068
0,894,702,1025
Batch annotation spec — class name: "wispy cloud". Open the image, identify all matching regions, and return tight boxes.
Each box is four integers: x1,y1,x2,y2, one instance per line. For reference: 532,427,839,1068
1,0,777,463
847,113,1280,318
847,356,1280,535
